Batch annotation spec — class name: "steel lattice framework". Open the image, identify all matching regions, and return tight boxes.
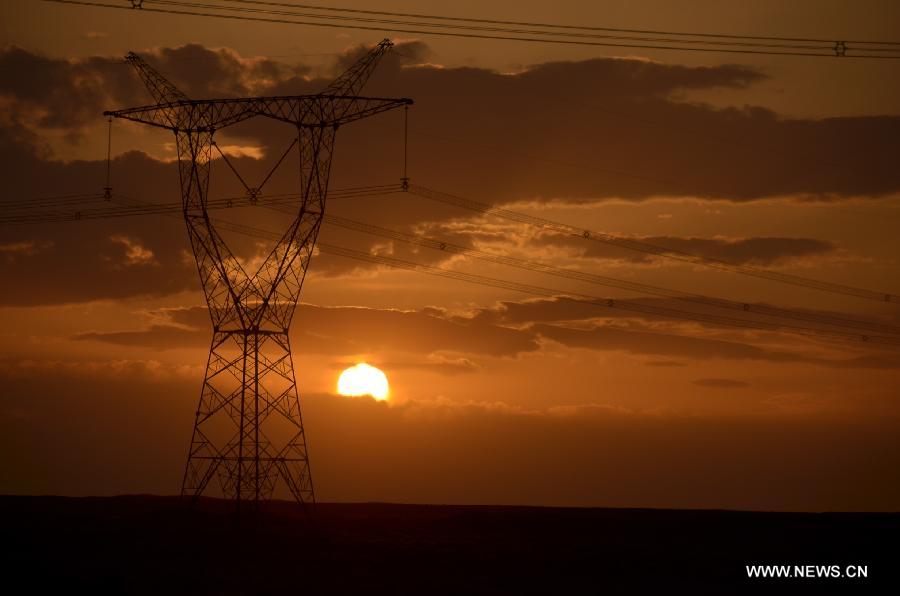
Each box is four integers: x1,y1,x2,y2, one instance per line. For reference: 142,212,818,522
105,40,411,511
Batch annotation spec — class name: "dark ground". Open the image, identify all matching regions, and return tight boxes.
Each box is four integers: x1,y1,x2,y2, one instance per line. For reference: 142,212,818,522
2,496,896,594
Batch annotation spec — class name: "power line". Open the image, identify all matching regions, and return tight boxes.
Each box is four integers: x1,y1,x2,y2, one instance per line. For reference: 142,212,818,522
41,0,900,59
407,185,899,305
315,244,900,347
145,1,871,52
186,204,900,346
218,0,900,47
308,210,900,337
1,192,109,210
206,209,900,346
0,184,404,224
5,183,897,308
4,187,898,343
257,200,900,336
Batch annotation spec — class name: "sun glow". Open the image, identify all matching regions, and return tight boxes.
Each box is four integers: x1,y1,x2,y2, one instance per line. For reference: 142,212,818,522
337,363,390,401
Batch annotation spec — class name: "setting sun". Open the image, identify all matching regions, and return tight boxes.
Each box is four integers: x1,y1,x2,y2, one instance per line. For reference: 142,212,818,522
337,363,390,401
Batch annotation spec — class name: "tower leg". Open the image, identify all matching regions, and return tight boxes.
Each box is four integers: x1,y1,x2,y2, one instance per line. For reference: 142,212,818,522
174,124,319,510
181,330,314,508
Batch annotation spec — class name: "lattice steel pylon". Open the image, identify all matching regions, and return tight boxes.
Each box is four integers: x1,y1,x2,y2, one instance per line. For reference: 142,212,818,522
105,40,411,511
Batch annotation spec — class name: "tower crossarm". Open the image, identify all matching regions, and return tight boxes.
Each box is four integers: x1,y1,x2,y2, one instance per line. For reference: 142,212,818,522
320,38,395,97
251,95,413,128
104,95,412,132
309,96,413,128
125,51,189,105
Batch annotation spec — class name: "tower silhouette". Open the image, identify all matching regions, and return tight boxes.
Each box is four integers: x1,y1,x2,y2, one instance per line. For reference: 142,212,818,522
105,40,411,510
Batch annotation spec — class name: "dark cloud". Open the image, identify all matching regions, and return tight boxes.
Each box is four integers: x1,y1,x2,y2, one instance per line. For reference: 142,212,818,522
72,298,900,370
472,295,900,341
0,44,301,136
347,50,900,202
294,303,537,358
341,356,480,376
74,303,540,358
0,213,196,306
560,233,835,266
534,322,807,363
416,219,838,266
471,295,721,326
75,324,201,350
3,42,898,204
693,378,751,388
0,46,138,133
144,44,304,99
531,321,900,369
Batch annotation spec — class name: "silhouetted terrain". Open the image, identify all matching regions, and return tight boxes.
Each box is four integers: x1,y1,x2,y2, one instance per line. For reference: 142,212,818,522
2,496,895,594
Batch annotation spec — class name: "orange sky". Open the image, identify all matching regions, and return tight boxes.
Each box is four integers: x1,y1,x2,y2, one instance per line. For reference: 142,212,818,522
1,0,899,511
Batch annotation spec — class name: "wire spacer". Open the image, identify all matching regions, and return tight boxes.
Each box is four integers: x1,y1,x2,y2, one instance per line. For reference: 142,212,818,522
834,41,847,57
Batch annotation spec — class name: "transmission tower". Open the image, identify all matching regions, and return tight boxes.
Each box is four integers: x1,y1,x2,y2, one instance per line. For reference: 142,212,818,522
105,40,411,511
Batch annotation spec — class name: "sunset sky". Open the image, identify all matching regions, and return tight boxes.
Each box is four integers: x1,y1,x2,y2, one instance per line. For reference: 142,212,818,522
1,0,899,512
